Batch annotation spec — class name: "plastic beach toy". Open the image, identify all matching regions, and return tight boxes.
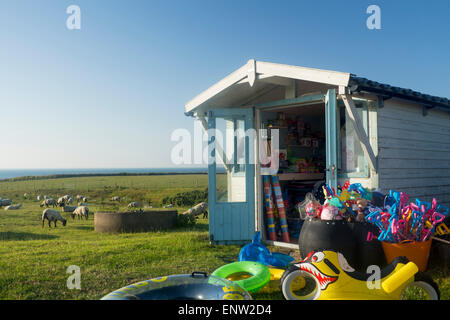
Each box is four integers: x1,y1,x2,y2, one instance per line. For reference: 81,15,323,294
101,272,252,300
239,232,295,267
211,261,271,293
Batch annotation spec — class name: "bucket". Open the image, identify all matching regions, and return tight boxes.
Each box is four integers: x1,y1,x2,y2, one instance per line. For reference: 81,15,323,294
381,240,432,272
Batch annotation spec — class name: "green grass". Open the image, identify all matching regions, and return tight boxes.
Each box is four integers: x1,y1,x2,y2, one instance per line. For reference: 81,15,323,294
0,174,281,300
0,174,448,300
0,174,208,208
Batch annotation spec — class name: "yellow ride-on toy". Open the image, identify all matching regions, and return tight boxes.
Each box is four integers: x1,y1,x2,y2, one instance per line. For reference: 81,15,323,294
280,250,440,300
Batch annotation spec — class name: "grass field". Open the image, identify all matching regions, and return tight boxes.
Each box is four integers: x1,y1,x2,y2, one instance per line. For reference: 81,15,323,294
0,174,448,300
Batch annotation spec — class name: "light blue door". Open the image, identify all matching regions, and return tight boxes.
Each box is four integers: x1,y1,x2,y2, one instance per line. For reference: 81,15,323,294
207,108,255,244
325,89,338,190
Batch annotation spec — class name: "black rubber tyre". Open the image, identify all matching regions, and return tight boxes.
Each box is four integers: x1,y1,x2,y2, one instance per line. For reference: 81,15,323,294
400,272,440,300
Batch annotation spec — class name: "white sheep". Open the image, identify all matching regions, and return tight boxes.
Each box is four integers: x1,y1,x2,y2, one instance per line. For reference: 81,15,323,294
37,195,43,201
61,205,77,213
40,198,57,208
82,197,88,203
128,201,141,209
66,197,74,205
182,202,208,219
57,197,66,206
111,196,120,202
4,203,22,210
42,208,67,227
72,206,89,220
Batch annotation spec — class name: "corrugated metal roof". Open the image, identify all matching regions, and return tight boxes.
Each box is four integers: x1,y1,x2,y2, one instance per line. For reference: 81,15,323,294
349,76,450,110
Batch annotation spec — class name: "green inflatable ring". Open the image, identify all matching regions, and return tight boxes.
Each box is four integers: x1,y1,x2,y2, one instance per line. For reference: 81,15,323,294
211,261,271,293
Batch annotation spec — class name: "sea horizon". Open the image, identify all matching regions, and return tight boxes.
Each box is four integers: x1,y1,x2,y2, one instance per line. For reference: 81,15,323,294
0,167,210,180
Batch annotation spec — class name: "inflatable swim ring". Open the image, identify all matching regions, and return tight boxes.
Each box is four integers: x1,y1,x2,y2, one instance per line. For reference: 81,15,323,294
226,267,306,294
101,272,252,300
211,261,271,293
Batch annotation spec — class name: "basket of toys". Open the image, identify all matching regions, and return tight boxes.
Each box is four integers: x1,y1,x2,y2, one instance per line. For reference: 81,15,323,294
297,182,387,271
365,193,449,272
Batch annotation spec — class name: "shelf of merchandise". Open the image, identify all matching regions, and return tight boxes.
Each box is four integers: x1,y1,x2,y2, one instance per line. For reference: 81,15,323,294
278,172,324,181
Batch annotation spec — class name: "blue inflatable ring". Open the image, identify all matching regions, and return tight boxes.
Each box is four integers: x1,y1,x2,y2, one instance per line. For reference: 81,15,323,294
101,272,252,300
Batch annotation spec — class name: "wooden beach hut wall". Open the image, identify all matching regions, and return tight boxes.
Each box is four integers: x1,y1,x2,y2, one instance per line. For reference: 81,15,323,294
185,60,450,248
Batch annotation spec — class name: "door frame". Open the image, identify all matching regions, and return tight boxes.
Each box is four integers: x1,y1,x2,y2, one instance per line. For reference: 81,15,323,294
254,92,339,247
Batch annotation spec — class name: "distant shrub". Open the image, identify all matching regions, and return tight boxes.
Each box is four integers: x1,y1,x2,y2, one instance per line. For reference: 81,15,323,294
162,189,208,207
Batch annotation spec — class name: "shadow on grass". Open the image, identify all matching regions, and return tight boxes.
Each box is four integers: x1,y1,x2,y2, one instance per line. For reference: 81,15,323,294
72,225,94,231
169,223,210,233
0,231,59,241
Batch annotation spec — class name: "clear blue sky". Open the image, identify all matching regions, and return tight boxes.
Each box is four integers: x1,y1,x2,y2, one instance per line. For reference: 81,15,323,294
0,1,448,169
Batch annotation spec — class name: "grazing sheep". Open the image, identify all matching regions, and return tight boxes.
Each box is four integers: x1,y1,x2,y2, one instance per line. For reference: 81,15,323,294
42,209,67,227
40,198,57,208
182,202,208,219
61,205,77,213
111,196,120,202
66,197,74,205
82,197,88,203
72,206,89,220
4,203,22,210
1,199,12,207
128,201,141,209
57,197,66,207
37,195,43,201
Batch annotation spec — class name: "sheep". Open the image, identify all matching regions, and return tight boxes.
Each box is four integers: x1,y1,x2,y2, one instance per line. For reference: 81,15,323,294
182,202,208,219
61,205,77,213
111,196,120,202
72,206,89,220
76,195,83,200
4,203,22,210
40,198,57,208
128,201,141,209
82,197,88,203
66,196,74,205
42,208,67,227
57,197,66,207
37,195,43,201
1,199,12,207
44,195,51,200
62,195,73,203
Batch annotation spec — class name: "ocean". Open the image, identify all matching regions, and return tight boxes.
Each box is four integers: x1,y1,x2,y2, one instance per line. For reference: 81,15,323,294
0,168,209,180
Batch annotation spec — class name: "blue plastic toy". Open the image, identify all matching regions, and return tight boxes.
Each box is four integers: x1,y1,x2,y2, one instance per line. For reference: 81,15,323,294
239,232,294,267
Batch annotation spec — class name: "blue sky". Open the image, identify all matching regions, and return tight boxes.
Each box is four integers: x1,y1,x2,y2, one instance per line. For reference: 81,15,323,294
0,1,448,168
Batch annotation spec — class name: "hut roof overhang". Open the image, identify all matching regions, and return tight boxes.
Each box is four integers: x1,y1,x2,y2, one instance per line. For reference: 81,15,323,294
185,59,450,115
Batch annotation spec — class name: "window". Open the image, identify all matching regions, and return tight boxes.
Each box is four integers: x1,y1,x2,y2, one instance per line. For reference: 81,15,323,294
215,117,247,202
337,98,372,178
